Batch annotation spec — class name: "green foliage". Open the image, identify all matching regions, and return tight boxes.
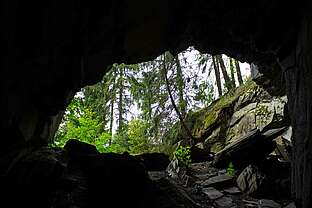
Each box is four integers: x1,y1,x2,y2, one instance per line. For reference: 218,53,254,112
127,119,151,154
175,146,192,167
52,48,252,159
94,132,113,152
107,132,130,153
226,162,235,176
194,81,214,107
52,97,109,150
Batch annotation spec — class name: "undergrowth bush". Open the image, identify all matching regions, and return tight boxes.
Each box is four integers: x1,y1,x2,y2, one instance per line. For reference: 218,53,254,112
175,146,192,167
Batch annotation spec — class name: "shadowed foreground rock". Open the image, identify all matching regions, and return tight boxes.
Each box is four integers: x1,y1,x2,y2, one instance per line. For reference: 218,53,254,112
0,140,192,208
213,128,287,169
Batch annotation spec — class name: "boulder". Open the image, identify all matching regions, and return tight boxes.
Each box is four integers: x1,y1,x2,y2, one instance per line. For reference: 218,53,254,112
223,186,241,195
2,147,68,207
202,187,224,200
64,139,99,161
166,158,181,179
198,174,234,189
227,95,287,143
168,81,289,164
134,152,170,171
236,165,269,197
257,199,281,208
235,159,290,200
214,196,234,208
284,202,296,208
213,129,275,169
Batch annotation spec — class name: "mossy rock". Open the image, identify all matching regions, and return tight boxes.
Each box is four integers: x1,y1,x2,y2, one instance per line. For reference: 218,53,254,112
164,80,259,156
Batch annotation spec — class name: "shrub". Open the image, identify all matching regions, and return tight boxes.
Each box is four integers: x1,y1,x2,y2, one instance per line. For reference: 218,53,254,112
226,162,235,176
175,146,192,167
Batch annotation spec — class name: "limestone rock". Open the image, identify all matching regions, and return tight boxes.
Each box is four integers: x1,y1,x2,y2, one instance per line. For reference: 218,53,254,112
227,95,287,143
230,102,257,126
223,187,241,195
227,111,257,143
148,171,167,180
198,174,234,189
214,196,234,208
257,199,281,208
236,165,269,197
166,158,181,179
213,129,275,169
202,187,224,200
284,202,296,208
173,81,289,163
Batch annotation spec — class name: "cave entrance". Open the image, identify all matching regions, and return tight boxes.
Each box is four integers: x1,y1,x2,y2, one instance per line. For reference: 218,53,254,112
1,2,312,207
50,46,293,207
52,47,251,157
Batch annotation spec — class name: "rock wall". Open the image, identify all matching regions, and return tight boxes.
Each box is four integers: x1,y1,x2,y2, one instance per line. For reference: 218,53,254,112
280,6,312,207
0,2,302,145
173,81,289,153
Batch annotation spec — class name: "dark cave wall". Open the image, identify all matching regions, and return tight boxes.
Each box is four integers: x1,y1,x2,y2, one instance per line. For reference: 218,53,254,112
280,6,312,207
0,1,300,142
0,1,310,207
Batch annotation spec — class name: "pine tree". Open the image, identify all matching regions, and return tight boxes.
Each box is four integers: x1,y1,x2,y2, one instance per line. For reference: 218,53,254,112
229,58,236,88
175,54,187,118
163,52,195,144
235,59,244,85
216,55,234,92
212,55,223,97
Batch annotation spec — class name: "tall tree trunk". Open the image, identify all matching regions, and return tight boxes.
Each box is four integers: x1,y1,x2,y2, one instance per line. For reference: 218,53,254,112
109,99,114,145
146,76,152,120
213,56,222,97
118,66,124,132
281,7,312,208
235,60,244,85
175,55,186,118
163,54,195,144
107,68,116,146
117,65,128,149
229,58,236,88
216,55,233,91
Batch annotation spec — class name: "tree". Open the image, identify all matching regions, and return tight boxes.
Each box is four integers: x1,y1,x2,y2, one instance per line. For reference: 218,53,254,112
163,52,195,144
52,96,110,149
53,47,250,158
229,58,236,88
117,64,125,133
175,54,187,118
127,119,150,154
212,55,223,97
235,59,244,85
83,65,118,145
216,55,234,91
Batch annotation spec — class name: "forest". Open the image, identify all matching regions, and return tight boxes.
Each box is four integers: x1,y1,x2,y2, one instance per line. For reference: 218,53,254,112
52,47,248,157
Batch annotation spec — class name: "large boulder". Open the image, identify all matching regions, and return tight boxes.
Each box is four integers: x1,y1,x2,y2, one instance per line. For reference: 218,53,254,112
236,164,270,197
236,157,291,200
168,80,289,156
134,152,170,171
226,88,287,144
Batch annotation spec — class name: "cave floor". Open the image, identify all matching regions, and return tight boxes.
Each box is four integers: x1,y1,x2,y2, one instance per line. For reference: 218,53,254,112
152,161,295,208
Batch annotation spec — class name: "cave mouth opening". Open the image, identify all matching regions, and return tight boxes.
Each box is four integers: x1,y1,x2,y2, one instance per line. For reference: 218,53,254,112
44,45,293,207
51,47,252,158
